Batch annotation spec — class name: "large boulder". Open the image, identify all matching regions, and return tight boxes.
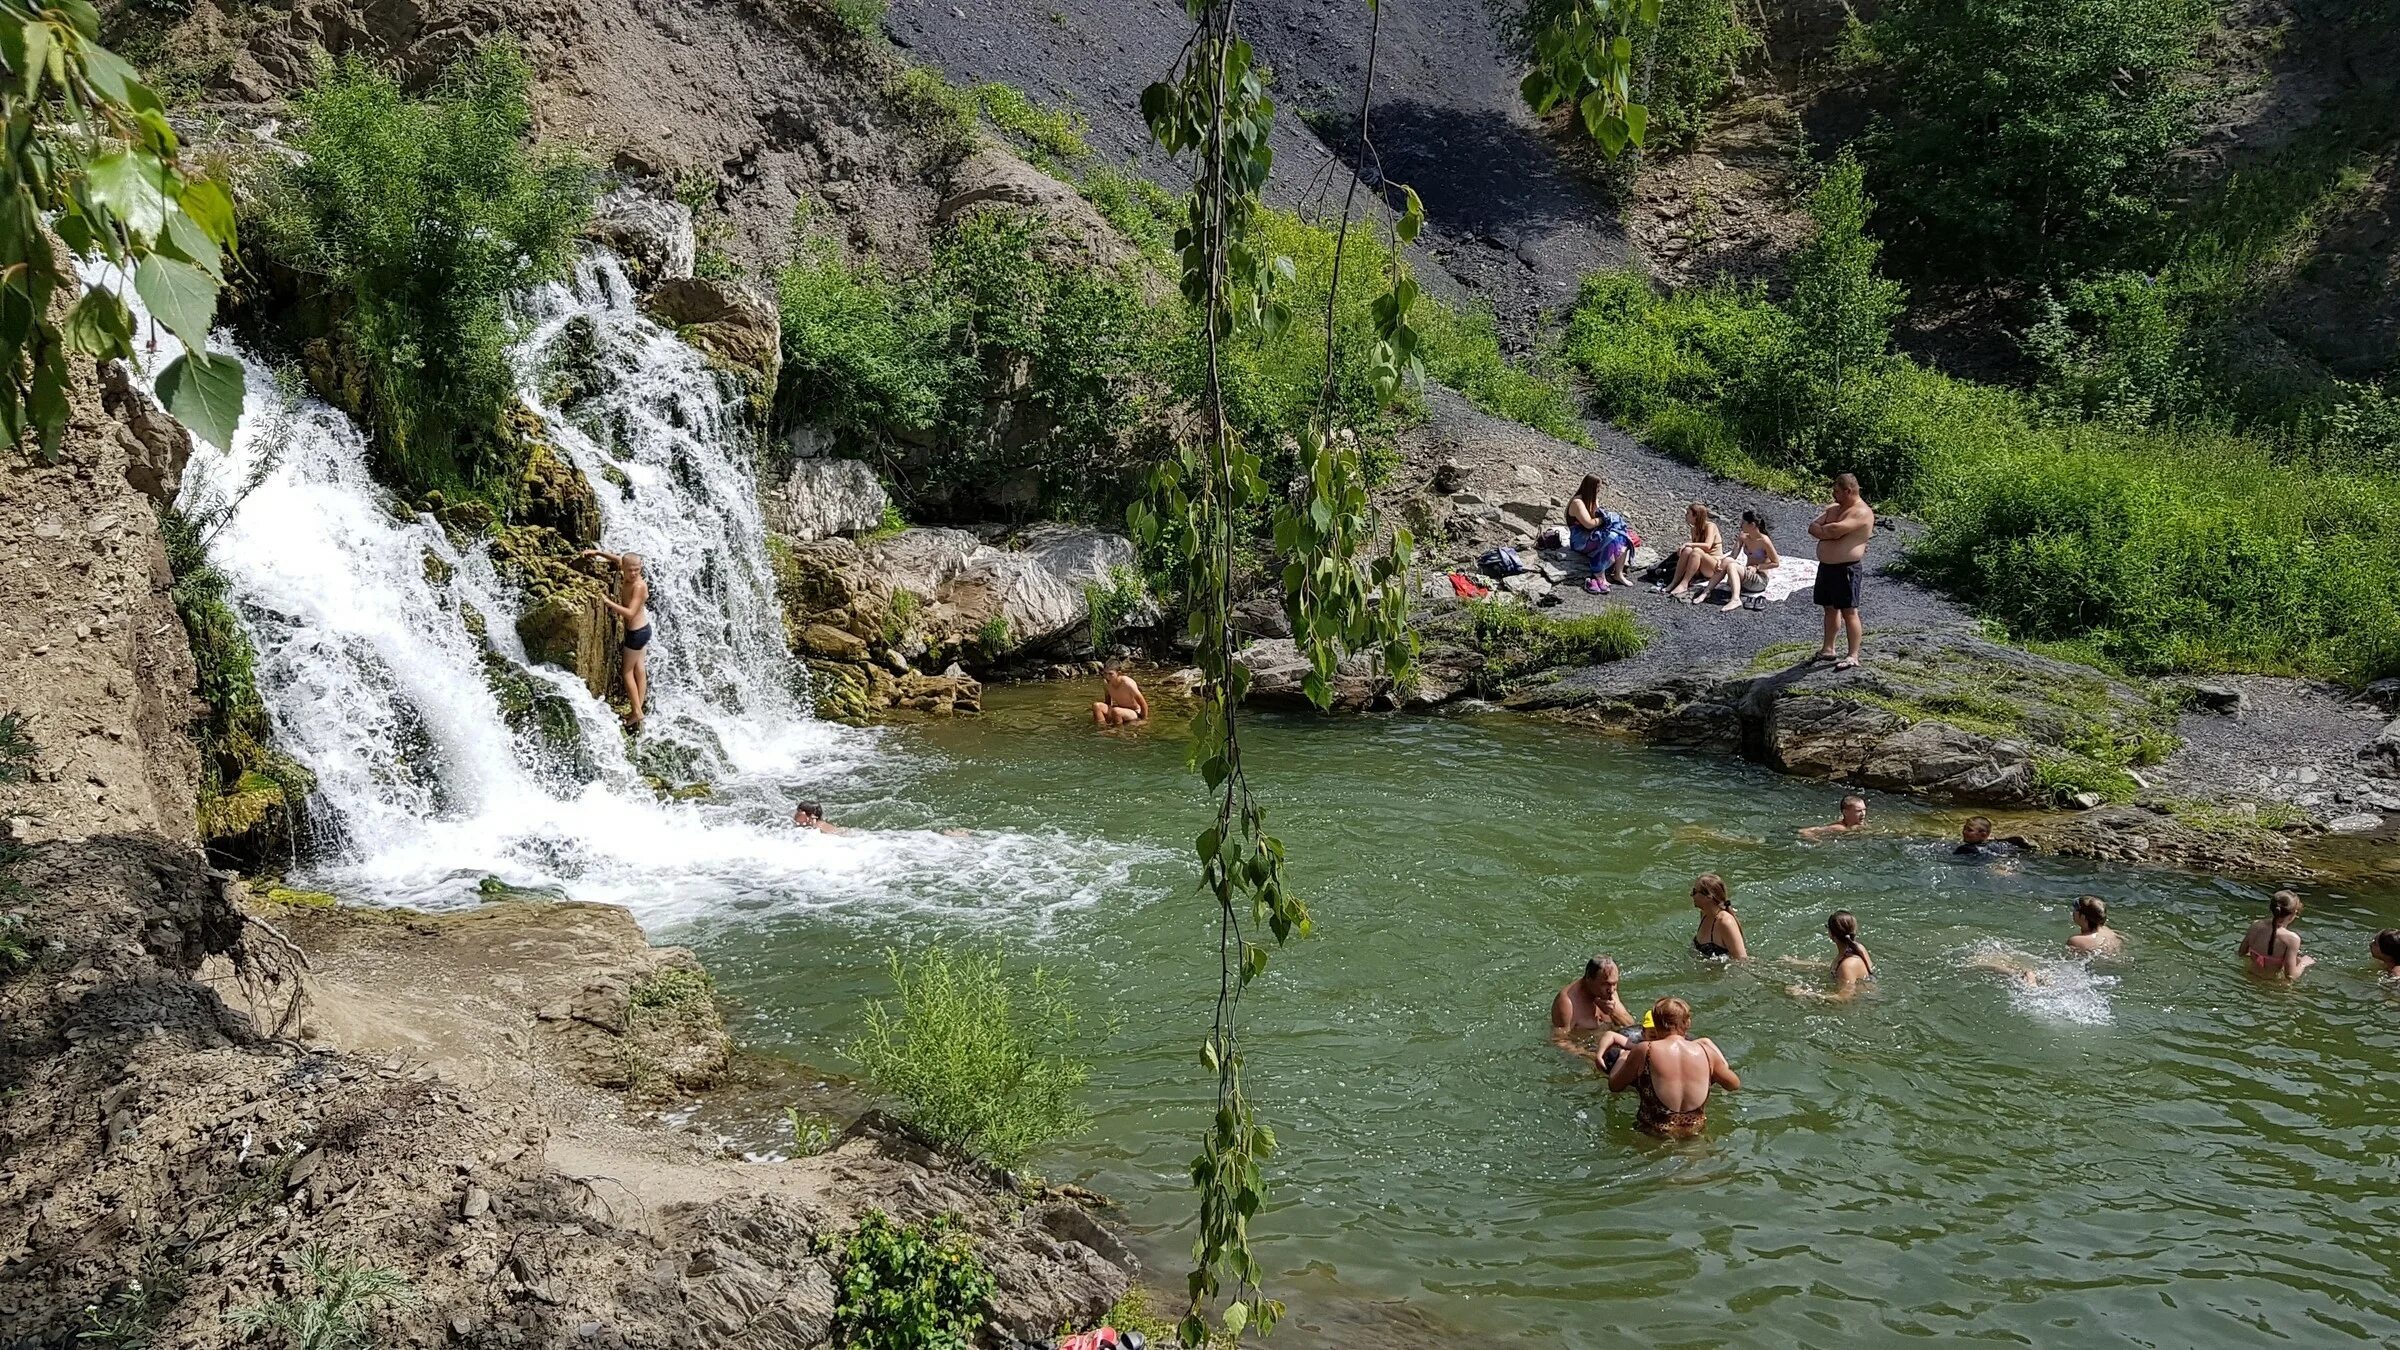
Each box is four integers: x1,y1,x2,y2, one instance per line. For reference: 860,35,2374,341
584,186,696,289
865,524,1155,657
493,527,623,701
1233,638,1386,711
2363,716,2400,778
766,457,891,541
642,277,780,393
97,359,193,507
514,430,602,548
937,149,1137,269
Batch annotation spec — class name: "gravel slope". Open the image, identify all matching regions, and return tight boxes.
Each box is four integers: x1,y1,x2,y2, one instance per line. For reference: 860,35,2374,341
880,0,1628,331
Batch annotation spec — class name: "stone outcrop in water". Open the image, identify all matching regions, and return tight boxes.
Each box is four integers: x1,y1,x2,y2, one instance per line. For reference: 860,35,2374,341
768,523,1153,718
641,276,780,408
585,185,697,289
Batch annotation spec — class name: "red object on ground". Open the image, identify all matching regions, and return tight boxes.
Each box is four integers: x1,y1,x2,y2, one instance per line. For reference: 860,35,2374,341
1449,571,1491,599
1055,1330,1132,1350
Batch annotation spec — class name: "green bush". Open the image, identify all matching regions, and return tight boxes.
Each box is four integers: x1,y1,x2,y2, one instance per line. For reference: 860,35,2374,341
828,1211,994,1350
2023,270,2195,429
831,0,886,41
1562,268,2400,681
846,945,1090,1169
1856,0,2207,285
230,1248,413,1350
1516,0,1759,151
974,83,1089,163
254,43,596,498
1787,150,1904,404
776,214,1172,519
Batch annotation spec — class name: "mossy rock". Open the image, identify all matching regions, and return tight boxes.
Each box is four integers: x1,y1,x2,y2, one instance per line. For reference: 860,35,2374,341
476,874,573,904
508,410,602,547
480,647,594,776
261,886,340,909
199,773,293,873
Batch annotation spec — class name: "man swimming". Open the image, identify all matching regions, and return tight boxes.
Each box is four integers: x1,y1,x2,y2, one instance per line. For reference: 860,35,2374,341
790,800,852,835
1091,666,1149,728
1606,997,1739,1138
1800,794,1868,841
1550,955,1634,1058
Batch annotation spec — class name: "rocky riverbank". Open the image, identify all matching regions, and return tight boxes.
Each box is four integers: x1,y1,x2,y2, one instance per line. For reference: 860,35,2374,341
0,325,1138,1349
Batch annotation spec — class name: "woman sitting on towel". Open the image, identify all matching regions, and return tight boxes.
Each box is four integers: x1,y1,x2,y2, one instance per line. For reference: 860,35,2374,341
1689,510,1779,611
1565,475,1636,592
1659,502,1723,598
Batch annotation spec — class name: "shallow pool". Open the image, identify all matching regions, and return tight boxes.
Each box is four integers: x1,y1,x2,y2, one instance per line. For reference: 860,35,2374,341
679,684,2400,1348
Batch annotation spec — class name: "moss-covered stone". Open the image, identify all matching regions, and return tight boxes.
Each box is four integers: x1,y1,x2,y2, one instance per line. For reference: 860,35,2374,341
480,647,593,775
509,410,602,547
198,770,294,873
261,886,340,909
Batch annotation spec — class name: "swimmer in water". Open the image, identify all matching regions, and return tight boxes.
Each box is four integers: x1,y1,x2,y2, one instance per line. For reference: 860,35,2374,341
790,800,853,835
2238,890,2314,981
1799,794,1867,841
1551,955,1634,1057
2067,895,2124,957
1091,665,1149,728
2376,929,2400,979
1790,910,1876,999
1606,996,1738,1138
1689,873,1747,960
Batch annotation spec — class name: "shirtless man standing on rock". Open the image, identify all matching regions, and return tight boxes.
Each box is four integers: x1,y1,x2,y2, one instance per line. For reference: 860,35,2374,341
1091,666,1148,727
1806,472,1875,670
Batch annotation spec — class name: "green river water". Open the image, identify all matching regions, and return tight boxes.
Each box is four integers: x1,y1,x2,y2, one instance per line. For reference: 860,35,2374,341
677,685,2400,1348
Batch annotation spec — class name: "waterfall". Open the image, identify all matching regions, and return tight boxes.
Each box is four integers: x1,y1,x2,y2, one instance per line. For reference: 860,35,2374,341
134,253,1133,928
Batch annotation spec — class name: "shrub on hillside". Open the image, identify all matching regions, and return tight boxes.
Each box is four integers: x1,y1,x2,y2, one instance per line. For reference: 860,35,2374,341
846,945,1090,1170
1561,269,2400,682
254,43,596,498
1856,0,2206,285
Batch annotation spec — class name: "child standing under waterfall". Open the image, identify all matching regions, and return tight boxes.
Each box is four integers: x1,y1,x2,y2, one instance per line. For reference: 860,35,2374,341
578,549,651,730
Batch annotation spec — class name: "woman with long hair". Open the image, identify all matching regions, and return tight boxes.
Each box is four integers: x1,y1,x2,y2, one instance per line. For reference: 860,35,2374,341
1790,910,1877,1000
2067,895,2124,957
1690,873,1747,960
1658,502,1722,599
1565,475,1636,591
2239,891,2314,980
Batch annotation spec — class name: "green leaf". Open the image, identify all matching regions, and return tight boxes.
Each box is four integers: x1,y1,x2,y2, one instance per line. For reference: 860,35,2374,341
1624,102,1648,148
1597,113,1630,158
175,176,238,251
57,0,100,40
11,20,51,100
155,349,245,451
1223,1300,1250,1336
134,253,218,351
61,287,134,360
83,150,172,243
1196,826,1221,862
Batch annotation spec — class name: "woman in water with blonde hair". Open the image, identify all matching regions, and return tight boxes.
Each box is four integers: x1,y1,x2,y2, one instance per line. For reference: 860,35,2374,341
2238,890,2314,981
1689,873,1747,960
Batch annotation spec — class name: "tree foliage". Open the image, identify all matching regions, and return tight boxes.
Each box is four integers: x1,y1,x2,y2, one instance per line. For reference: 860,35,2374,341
1,0,244,457
828,1212,993,1350
254,42,594,495
1130,2,1420,1341
1787,150,1903,401
1517,0,1660,157
1856,0,2206,283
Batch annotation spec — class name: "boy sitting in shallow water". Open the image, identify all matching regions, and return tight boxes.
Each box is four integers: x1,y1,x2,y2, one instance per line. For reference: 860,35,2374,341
1800,795,1868,841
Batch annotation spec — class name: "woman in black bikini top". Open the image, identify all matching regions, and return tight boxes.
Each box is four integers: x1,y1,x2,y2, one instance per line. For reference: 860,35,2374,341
1690,873,1747,960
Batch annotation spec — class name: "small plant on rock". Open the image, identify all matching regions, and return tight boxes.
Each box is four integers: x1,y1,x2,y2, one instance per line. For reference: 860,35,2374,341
229,1248,413,1350
846,945,1089,1170
828,1211,994,1350
786,1107,839,1157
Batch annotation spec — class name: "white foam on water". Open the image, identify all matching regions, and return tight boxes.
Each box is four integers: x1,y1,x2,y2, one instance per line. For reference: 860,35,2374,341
1961,939,2118,1026
115,253,1134,930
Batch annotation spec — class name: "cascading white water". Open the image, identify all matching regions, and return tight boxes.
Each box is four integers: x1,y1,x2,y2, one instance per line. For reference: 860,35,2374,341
137,253,1139,928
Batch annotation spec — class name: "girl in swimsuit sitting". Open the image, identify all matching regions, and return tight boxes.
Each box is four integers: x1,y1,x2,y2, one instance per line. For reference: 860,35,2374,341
577,549,652,731
1791,910,1876,1000
1696,510,1779,611
1605,996,1739,1139
2239,890,2314,981
1658,502,1722,599
1690,873,1747,960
